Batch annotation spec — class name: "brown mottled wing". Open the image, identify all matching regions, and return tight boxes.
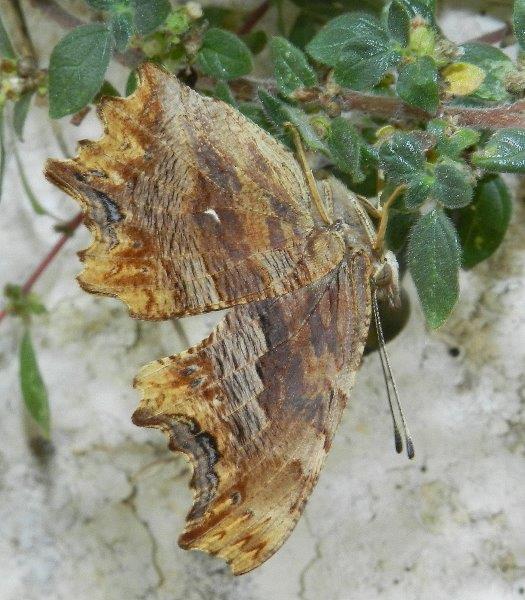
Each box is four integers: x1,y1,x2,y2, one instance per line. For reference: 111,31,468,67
133,252,372,574
45,63,343,319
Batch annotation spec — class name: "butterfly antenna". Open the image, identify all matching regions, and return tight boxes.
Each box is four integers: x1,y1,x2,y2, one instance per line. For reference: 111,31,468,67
372,292,415,459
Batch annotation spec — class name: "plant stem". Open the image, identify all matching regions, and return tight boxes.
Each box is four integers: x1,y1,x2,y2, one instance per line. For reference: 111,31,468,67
0,0,37,67
238,1,271,35
0,213,83,324
250,81,525,130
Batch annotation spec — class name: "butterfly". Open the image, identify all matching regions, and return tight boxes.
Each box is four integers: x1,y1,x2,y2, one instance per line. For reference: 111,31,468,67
45,62,412,575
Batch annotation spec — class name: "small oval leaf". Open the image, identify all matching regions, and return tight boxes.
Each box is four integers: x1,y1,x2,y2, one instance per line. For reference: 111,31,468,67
270,36,317,97
48,23,113,118
407,209,461,328
379,132,425,184
513,0,525,50
197,28,253,80
397,56,439,113
132,0,170,35
327,117,364,182
456,175,512,269
472,128,525,173
433,160,473,208
20,330,50,438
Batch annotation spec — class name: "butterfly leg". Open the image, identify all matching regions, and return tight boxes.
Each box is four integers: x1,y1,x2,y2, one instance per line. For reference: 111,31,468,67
283,122,333,226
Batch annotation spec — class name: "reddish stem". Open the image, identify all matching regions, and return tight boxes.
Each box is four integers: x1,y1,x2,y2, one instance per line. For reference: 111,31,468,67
238,1,270,35
0,213,83,324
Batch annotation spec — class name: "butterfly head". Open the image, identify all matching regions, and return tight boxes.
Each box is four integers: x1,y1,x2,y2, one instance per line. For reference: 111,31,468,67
372,250,401,309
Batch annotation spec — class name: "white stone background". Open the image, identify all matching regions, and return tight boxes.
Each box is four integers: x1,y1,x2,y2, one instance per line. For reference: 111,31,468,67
0,1,524,599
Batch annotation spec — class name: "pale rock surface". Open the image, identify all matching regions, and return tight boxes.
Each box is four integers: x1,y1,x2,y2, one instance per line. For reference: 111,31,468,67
0,3,524,600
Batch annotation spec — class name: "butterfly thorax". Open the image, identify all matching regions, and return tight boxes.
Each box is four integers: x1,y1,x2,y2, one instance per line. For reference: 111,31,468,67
319,176,401,307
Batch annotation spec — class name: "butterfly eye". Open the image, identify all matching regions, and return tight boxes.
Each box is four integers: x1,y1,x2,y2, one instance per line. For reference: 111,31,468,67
373,262,393,288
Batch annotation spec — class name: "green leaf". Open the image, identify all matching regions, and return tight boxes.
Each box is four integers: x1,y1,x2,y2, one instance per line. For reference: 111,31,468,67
456,175,512,269
432,160,473,208
13,92,34,141
396,56,439,113
472,128,525,173
0,13,16,58
270,36,317,97
306,13,366,67
289,11,318,50
327,117,364,181
214,81,238,107
404,173,433,208
427,119,480,159
242,30,268,55
110,10,133,52
14,145,49,216
94,80,120,102
125,69,138,95
4,285,47,317
333,15,401,89
48,23,113,118
386,0,410,46
395,0,435,23
407,209,461,328
238,102,273,131
132,0,170,34
197,28,253,80
258,90,328,153
513,0,525,49
386,209,418,252
458,43,514,102
379,132,425,184
20,329,50,438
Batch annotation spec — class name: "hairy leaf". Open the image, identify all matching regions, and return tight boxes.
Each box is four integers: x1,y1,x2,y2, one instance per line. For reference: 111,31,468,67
396,56,439,113
427,119,480,159
270,36,317,97
132,0,170,34
110,10,134,52
327,117,364,181
214,81,238,107
404,173,433,208
432,160,473,208
197,28,252,80
385,0,410,46
456,175,512,268
259,90,328,152
48,24,113,118
513,0,525,49
472,128,525,173
408,209,461,328
386,209,418,252
379,132,425,184
20,330,50,438
333,15,401,89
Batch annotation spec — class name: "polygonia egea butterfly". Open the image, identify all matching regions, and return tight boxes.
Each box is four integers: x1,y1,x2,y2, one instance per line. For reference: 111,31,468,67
45,63,408,574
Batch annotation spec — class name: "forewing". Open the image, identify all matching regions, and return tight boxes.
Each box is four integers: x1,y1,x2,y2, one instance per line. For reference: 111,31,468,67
45,63,341,319
133,252,372,574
